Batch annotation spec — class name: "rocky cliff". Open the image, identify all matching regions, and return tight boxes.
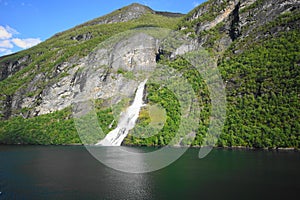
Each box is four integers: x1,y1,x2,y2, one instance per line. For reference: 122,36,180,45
181,0,299,52
0,3,181,120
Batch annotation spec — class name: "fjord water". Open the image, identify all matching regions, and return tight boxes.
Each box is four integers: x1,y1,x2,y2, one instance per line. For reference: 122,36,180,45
0,146,299,200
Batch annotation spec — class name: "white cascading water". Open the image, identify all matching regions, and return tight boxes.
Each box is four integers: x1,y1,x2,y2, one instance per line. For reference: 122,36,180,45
96,79,147,146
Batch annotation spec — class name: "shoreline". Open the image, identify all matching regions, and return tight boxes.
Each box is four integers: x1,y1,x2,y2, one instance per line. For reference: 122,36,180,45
213,146,299,152
0,143,298,152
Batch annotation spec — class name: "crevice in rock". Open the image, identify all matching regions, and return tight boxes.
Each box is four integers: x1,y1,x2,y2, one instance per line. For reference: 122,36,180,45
229,1,241,41
99,69,110,82
155,48,172,62
3,95,12,120
70,71,78,87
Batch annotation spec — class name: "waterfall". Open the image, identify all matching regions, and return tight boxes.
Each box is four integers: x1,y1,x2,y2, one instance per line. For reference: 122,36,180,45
96,79,147,146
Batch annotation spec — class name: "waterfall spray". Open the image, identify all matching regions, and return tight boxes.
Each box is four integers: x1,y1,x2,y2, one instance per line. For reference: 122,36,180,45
96,79,147,146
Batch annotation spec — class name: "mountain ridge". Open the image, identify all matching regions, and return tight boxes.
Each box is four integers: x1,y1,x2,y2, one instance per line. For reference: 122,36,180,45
51,3,184,39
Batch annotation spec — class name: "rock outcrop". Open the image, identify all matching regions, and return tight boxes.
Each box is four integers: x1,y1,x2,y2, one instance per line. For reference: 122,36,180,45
0,55,31,81
180,0,300,53
30,32,160,116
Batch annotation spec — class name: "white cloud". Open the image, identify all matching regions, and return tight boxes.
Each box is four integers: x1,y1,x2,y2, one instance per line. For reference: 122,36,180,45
5,25,20,35
0,40,13,48
0,48,7,52
0,25,19,40
12,38,41,49
0,25,42,56
0,26,12,39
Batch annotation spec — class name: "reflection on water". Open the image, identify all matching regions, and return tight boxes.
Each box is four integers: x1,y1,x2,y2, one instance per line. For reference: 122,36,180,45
0,146,154,200
89,146,148,173
87,146,187,173
0,146,300,200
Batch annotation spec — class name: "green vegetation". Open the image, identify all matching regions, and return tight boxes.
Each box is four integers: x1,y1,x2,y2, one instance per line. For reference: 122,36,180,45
0,103,117,145
148,105,167,127
124,83,182,146
227,11,300,58
217,30,300,148
0,108,79,144
122,56,211,146
240,0,266,13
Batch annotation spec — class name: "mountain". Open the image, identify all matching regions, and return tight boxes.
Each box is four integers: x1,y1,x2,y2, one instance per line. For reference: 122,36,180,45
0,0,299,148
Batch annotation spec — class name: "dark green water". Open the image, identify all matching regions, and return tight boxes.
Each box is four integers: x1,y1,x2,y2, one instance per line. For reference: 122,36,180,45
0,146,299,200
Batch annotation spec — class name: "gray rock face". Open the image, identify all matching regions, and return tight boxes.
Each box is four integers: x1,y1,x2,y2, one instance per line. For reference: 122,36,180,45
0,55,31,81
238,0,300,40
33,32,160,116
71,32,93,41
180,0,243,52
197,0,240,33
182,0,300,53
111,33,158,72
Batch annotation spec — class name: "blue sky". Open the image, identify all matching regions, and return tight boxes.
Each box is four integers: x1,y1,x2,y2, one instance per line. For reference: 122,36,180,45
0,0,205,56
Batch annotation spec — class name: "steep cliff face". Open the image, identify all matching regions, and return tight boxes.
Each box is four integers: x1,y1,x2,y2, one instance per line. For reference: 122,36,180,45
0,3,181,120
180,0,300,53
34,32,159,116
0,55,31,81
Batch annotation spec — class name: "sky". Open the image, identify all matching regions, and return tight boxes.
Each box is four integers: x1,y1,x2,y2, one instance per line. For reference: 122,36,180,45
0,0,205,56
